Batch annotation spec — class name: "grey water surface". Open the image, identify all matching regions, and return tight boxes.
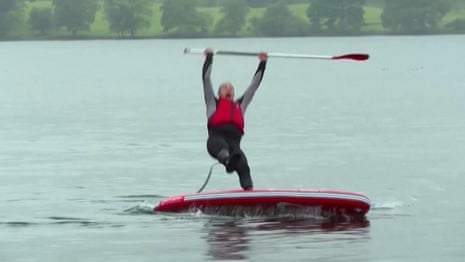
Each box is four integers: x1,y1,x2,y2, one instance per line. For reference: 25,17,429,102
1,36,464,261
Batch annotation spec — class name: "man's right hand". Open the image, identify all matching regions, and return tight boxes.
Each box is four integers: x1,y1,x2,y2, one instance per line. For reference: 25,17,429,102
204,48,214,56
258,52,268,62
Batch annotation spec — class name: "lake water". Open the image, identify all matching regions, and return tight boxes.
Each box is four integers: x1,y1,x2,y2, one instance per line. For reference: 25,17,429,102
1,36,464,261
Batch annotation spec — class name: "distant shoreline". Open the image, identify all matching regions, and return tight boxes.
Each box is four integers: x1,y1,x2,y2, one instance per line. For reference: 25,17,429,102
2,1,463,42
2,31,465,42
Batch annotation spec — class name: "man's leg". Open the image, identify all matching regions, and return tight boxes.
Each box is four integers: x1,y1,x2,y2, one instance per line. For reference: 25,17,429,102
207,136,253,190
234,150,253,190
207,135,230,165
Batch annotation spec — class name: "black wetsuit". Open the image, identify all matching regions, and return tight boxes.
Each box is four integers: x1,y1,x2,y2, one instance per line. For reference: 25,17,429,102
202,53,266,190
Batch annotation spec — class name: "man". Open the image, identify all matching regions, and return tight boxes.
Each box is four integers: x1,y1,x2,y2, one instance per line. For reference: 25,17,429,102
202,48,267,190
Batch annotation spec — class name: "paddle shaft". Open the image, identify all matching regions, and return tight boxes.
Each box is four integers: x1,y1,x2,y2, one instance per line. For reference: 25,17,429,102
184,48,369,61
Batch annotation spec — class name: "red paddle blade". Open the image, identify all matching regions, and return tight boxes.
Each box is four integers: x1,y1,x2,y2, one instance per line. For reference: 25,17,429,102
332,53,369,61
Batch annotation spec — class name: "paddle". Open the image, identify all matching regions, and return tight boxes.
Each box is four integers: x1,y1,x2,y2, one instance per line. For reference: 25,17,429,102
184,48,369,61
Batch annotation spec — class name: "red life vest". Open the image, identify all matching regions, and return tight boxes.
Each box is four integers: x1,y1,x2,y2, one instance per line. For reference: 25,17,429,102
208,98,245,134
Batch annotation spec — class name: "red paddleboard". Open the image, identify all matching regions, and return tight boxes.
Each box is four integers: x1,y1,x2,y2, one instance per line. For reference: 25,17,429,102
154,189,370,219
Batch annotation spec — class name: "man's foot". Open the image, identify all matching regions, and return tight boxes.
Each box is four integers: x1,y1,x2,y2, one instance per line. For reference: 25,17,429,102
239,172,253,190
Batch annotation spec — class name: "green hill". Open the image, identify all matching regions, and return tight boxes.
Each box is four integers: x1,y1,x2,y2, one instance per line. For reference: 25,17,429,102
9,0,464,40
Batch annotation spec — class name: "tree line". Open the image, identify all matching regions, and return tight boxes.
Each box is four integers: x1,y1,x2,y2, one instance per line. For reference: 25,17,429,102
1,0,464,40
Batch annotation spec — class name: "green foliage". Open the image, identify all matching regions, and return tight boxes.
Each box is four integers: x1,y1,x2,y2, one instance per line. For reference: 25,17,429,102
448,0,465,9
28,6,53,35
307,0,365,34
306,0,329,32
160,0,211,34
381,0,451,34
445,18,465,32
104,0,153,38
0,0,16,12
363,5,382,32
365,0,383,8
254,2,309,36
0,0,24,37
214,0,249,36
197,0,225,7
246,0,279,8
2,0,465,39
341,0,365,33
53,0,99,37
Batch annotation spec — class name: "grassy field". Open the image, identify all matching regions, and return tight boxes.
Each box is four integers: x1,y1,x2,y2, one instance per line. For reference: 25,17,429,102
363,6,383,32
16,1,462,39
442,8,465,26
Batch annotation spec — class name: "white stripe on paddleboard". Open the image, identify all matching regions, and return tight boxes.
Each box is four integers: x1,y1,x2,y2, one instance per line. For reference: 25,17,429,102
184,191,370,205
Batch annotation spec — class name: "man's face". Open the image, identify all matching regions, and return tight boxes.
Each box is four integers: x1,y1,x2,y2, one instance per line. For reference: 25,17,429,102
218,83,235,100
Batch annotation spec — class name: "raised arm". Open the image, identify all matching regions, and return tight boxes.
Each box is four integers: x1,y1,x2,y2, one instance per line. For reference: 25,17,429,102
238,52,267,113
202,49,217,118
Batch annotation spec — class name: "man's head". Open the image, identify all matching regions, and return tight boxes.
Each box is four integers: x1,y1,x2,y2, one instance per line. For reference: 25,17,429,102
218,82,235,100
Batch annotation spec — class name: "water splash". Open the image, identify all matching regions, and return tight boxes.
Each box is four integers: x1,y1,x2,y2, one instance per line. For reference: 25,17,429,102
371,201,404,210
123,201,157,214
182,205,367,223
116,194,165,199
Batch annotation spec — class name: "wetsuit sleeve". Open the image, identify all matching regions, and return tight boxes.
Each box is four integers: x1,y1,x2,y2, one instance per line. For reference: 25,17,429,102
238,60,266,113
202,53,217,118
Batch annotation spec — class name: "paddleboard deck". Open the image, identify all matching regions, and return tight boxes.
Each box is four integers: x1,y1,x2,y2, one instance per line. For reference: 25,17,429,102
154,189,370,219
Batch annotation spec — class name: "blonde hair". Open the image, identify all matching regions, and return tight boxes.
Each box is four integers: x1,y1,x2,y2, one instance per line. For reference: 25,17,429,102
217,82,234,96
